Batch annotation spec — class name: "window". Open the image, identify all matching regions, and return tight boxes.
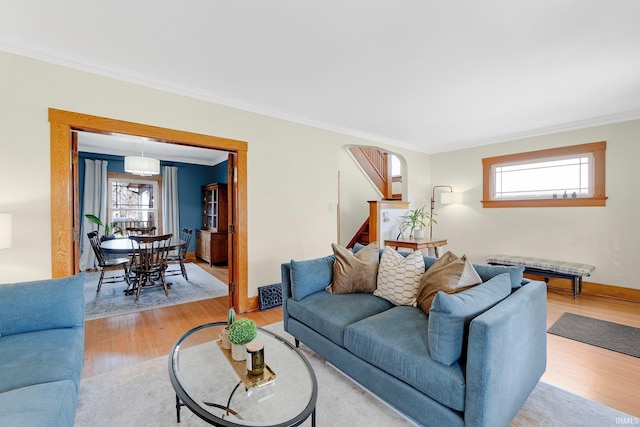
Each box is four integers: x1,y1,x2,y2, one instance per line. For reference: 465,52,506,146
482,142,606,208
107,173,162,231
391,154,401,178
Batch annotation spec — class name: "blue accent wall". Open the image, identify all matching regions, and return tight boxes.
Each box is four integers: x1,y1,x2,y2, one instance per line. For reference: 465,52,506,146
79,152,228,252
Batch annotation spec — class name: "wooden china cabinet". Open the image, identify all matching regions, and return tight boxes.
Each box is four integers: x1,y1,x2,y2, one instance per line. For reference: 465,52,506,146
195,183,228,265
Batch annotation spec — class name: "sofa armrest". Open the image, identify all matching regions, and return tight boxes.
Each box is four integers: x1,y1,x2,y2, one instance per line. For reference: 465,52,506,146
0,273,85,336
281,263,293,331
464,280,547,427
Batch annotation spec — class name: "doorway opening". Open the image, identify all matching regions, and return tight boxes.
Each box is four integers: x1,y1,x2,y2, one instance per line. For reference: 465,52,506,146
49,109,250,312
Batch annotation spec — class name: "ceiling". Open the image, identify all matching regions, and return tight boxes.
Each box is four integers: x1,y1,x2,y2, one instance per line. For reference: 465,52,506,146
2,1,640,154
76,131,228,167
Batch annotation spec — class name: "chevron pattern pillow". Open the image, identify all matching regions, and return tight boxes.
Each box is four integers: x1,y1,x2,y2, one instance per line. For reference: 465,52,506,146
374,247,425,306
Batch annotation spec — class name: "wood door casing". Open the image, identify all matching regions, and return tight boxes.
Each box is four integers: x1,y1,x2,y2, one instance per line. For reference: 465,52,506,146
49,109,250,313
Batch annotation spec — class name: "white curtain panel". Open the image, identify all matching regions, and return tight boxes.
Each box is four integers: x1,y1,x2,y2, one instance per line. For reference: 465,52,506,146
162,166,180,240
79,159,108,271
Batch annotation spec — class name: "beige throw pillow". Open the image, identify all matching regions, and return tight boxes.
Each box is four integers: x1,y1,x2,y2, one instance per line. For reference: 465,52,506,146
416,251,482,314
326,241,379,294
374,247,425,306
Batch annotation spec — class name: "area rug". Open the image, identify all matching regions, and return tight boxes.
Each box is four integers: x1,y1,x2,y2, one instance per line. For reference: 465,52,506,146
548,312,640,358
75,322,632,427
84,263,228,321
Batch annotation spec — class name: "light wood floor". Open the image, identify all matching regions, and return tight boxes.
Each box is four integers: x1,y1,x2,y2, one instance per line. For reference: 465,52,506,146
83,265,640,418
543,288,640,417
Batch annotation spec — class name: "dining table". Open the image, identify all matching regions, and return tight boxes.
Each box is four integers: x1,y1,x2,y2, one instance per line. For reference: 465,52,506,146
99,236,186,297
100,236,186,255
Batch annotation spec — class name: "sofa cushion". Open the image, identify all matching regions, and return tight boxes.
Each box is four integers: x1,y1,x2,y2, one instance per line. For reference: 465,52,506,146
344,306,466,412
0,328,84,393
416,252,482,313
374,247,425,306
290,255,335,300
0,380,78,427
473,263,525,289
326,242,379,294
428,273,511,365
287,291,393,346
0,274,85,337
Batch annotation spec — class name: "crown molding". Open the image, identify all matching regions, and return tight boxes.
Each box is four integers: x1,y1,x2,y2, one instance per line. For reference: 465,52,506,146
0,37,424,153
3,36,639,156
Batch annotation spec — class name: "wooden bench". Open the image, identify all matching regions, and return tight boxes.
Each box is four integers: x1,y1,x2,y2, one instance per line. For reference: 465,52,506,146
486,255,596,299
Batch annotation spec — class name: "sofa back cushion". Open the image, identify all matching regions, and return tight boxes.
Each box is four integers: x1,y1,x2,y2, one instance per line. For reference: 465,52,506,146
0,273,85,337
473,263,525,289
290,255,335,301
428,273,511,365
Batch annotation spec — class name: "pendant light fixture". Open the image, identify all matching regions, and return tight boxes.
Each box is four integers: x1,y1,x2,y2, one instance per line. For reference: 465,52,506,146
124,138,160,176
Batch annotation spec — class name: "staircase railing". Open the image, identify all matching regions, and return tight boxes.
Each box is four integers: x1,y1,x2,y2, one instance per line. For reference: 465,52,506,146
349,146,392,199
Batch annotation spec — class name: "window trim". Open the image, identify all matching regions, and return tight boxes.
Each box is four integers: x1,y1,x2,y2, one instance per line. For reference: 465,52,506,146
482,141,607,208
107,172,163,232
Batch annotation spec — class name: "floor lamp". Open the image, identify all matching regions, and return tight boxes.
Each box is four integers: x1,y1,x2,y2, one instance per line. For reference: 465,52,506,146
430,186,461,240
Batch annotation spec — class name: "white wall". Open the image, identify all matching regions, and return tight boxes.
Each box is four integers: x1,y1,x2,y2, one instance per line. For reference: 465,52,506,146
430,119,640,289
0,51,432,296
337,148,380,246
337,146,431,246
5,50,632,292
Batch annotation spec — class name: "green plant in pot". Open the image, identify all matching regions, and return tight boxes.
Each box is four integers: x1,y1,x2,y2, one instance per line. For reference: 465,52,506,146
85,214,121,239
398,206,436,239
220,308,235,350
228,318,257,361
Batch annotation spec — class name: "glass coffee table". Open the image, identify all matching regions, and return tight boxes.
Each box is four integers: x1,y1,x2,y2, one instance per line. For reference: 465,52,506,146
168,322,317,427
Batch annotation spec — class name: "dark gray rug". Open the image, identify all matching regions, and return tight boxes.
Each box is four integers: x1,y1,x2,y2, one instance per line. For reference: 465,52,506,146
84,263,228,321
548,312,640,358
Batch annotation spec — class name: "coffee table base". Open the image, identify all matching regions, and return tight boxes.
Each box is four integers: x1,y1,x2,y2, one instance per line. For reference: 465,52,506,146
175,394,316,427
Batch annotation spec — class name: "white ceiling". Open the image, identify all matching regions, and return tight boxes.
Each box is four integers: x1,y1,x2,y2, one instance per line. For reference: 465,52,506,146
2,1,640,154
76,131,228,167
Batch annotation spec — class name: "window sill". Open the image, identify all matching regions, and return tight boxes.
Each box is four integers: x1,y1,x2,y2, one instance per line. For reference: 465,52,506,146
481,197,607,208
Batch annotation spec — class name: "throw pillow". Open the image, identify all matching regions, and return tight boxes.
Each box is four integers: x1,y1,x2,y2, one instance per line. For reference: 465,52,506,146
416,251,482,314
472,263,526,289
326,241,379,294
374,247,425,306
428,272,511,365
290,255,335,301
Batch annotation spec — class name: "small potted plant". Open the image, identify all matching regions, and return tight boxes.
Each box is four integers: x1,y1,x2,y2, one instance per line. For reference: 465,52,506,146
228,318,258,361
399,206,435,239
85,214,121,240
220,308,235,349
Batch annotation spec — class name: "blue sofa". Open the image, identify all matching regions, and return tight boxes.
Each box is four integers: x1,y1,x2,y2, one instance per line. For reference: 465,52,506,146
281,252,547,427
0,274,85,427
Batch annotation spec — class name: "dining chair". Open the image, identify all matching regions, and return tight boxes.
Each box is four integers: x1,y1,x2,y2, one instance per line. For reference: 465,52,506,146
87,231,130,292
166,228,193,281
129,234,173,302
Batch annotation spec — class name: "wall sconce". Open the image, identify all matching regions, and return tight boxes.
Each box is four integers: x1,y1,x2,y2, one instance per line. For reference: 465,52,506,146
0,213,12,249
430,186,462,239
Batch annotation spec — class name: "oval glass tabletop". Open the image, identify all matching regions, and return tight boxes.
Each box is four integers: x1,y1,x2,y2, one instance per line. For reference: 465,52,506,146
168,322,317,427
